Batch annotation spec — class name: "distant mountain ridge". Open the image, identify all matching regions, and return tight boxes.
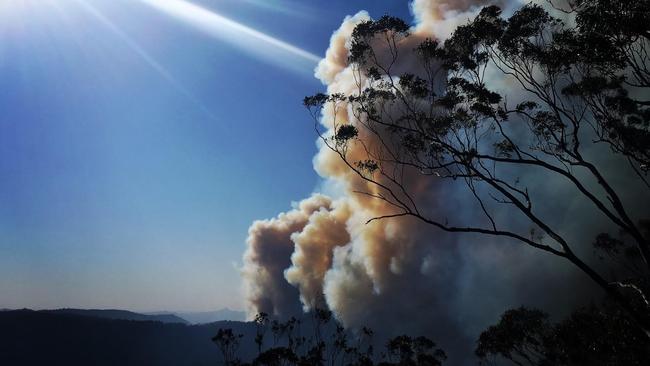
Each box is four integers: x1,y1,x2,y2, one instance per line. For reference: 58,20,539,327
0,309,256,366
1,307,246,325
43,308,189,324
170,308,246,324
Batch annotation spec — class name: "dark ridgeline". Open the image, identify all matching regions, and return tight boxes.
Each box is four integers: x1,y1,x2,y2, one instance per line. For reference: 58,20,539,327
0,309,257,366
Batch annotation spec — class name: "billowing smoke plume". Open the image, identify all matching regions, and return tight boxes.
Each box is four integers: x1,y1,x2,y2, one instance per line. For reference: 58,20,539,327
411,0,511,40
285,200,351,311
241,0,647,363
241,194,332,317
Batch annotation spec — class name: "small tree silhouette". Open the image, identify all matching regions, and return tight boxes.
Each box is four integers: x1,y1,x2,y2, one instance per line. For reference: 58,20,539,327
212,328,244,366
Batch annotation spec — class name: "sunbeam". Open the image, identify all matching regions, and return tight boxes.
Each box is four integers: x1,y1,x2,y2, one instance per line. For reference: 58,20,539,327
138,0,321,73
74,0,217,120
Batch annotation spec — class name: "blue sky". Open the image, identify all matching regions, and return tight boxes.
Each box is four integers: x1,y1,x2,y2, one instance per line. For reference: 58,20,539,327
0,0,413,312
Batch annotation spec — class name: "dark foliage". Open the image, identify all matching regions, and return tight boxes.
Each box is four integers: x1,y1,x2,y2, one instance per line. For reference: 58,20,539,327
213,309,446,366
476,302,650,365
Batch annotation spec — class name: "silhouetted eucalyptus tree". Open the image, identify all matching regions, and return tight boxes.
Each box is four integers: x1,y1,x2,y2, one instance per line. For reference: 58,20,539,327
255,312,270,356
213,328,244,366
305,0,650,333
476,302,650,365
380,335,447,366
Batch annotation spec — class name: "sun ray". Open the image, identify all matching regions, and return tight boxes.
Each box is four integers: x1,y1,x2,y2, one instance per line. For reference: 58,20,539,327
138,0,321,72
74,0,217,120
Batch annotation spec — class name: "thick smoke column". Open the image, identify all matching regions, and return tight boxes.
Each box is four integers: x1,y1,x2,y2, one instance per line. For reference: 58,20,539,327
241,0,511,343
240,0,504,325
240,0,645,363
305,0,471,338
241,194,332,317
285,200,351,311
